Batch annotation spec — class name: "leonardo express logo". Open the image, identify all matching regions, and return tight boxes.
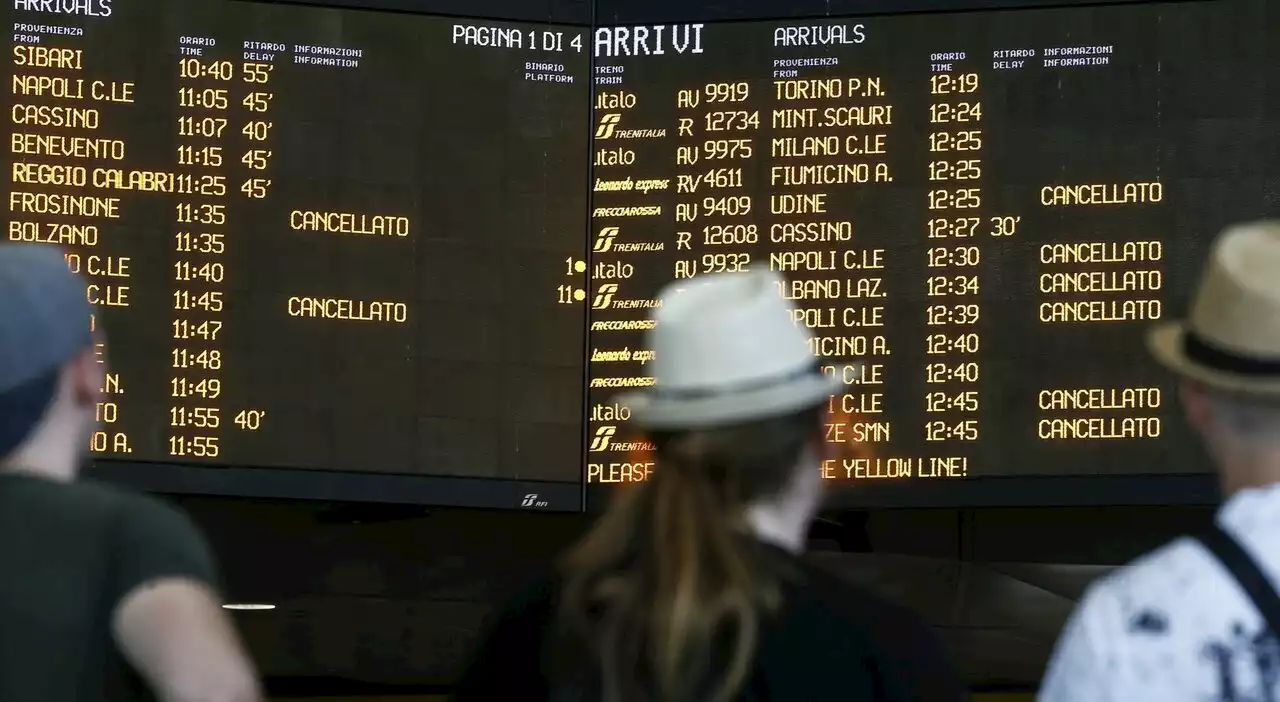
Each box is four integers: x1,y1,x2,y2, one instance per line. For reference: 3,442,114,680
594,113,667,140
593,226,664,254
589,425,656,453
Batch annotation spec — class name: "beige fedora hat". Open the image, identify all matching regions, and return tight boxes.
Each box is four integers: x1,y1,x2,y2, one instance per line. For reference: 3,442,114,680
617,269,846,430
1148,220,1280,397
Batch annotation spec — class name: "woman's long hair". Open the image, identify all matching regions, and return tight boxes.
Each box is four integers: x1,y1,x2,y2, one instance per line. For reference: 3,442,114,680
555,404,824,702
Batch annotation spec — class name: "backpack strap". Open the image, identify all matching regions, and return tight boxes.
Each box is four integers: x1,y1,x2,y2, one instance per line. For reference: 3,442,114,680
1197,523,1280,635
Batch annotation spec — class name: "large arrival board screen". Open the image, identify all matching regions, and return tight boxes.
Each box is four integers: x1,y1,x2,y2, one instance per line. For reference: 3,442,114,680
5,0,591,484
583,1,1279,485
5,0,1279,504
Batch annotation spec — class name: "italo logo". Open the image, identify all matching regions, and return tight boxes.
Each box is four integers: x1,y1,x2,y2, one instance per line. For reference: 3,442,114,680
592,283,662,311
589,425,656,452
593,227,665,254
594,113,667,140
595,90,637,110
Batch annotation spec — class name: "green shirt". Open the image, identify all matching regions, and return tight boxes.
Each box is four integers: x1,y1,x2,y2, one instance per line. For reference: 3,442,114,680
0,472,218,701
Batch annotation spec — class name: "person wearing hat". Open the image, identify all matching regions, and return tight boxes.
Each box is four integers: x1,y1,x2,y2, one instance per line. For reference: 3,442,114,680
0,245,260,702
456,269,965,701
1039,221,1280,701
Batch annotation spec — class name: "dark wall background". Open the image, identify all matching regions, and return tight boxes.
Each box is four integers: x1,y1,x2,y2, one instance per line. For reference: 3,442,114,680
242,0,1166,25
185,497,1213,689
239,0,592,23
592,0,1168,24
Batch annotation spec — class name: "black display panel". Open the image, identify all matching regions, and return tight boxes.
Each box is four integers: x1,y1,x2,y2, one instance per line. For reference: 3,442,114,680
5,0,591,510
7,0,1280,511
583,0,1280,501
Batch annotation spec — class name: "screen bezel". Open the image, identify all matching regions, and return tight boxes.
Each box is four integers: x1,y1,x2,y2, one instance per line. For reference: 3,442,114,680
86,0,1221,510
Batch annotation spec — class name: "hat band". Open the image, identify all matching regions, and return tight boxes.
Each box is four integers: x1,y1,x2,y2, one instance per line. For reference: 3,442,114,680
647,361,825,400
1183,331,1280,376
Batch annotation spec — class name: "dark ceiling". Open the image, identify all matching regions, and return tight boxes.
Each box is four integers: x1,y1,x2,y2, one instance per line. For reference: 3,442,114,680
289,0,1164,26
172,496,1218,693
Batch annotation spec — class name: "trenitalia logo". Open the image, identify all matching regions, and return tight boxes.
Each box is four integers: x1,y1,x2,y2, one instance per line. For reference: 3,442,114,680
589,425,616,451
592,284,620,309
589,425,656,452
594,113,667,140
593,227,618,252
595,114,620,139
593,226,665,254
592,283,662,311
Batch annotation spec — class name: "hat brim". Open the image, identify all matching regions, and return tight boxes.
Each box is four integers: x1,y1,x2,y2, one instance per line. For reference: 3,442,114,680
1147,322,1280,398
616,370,847,431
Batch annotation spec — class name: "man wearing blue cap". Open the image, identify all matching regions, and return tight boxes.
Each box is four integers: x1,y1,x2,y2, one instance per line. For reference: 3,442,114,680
0,245,260,701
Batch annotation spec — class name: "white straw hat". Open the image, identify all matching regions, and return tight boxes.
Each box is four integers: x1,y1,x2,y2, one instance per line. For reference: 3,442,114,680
1147,220,1280,397
617,269,846,429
